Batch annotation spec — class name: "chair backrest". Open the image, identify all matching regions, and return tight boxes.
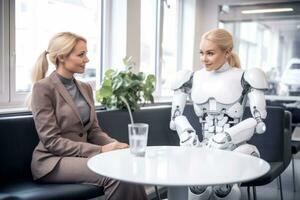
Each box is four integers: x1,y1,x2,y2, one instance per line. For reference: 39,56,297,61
244,106,287,163
283,110,292,167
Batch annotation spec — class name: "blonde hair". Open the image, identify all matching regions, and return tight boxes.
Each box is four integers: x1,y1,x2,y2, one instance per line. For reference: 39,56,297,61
31,32,87,83
27,32,86,108
202,28,240,68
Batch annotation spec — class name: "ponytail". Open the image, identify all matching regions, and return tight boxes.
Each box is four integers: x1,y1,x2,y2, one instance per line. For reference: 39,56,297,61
26,51,48,109
32,51,49,83
227,52,241,68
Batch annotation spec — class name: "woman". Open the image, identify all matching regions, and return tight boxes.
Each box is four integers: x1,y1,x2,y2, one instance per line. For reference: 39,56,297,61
30,32,147,200
170,28,268,200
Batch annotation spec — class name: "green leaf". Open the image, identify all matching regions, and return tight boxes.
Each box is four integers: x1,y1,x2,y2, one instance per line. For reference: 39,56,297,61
102,79,112,87
98,86,113,98
96,57,156,110
105,69,115,78
112,76,123,90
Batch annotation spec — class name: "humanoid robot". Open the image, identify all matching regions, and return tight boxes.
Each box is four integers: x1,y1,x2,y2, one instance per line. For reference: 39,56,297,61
170,29,268,200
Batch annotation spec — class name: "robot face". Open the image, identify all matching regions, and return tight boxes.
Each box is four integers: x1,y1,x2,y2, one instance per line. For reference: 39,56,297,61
199,39,227,71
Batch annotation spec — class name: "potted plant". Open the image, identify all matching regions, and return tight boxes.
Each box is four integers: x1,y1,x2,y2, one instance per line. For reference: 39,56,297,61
96,57,156,110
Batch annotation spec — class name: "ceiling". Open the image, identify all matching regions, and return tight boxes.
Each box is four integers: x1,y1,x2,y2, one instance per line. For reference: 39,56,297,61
219,1,300,34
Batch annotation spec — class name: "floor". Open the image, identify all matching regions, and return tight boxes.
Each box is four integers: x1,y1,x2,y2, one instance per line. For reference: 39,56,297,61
239,155,300,200
157,154,300,200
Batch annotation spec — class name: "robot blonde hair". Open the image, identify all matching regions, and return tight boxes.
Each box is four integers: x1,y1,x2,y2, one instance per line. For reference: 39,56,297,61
202,28,241,68
27,32,86,107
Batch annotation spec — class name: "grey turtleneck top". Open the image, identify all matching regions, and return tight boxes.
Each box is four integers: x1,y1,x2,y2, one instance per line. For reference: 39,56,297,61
56,72,90,125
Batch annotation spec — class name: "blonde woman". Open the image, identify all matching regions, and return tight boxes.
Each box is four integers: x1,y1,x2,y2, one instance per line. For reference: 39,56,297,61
170,28,268,200
30,32,147,200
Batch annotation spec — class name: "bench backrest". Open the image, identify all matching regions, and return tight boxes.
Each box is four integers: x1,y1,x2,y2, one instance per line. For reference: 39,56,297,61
0,104,287,184
0,114,38,183
0,106,178,183
96,106,179,146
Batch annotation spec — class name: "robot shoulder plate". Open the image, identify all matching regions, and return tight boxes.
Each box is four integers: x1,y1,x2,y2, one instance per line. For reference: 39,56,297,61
171,69,193,90
243,68,268,90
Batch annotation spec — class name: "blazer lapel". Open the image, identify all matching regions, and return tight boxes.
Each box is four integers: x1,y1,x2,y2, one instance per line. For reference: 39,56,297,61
49,72,84,126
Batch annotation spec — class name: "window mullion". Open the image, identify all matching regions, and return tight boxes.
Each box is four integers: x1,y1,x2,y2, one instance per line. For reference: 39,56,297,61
101,0,112,81
9,0,26,104
155,0,163,96
0,0,10,105
176,0,183,71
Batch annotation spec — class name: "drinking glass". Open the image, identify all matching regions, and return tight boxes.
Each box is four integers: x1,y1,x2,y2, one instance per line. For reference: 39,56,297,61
128,123,149,156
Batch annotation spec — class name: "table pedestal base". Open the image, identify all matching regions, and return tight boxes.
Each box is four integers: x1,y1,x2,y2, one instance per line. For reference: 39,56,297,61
168,186,188,200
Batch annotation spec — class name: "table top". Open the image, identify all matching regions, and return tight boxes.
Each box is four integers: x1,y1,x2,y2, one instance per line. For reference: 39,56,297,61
87,146,270,186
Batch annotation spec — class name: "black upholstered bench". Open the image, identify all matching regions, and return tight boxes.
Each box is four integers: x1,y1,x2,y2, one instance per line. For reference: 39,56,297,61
1,104,287,200
0,105,179,200
0,114,103,200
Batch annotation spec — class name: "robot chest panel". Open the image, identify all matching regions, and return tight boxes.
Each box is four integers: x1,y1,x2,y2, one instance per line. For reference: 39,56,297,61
191,68,244,104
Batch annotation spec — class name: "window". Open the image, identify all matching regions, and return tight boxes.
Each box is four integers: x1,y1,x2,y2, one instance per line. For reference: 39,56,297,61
140,0,196,99
219,2,300,98
160,0,179,97
140,0,157,76
101,0,127,73
0,0,102,107
1,0,198,109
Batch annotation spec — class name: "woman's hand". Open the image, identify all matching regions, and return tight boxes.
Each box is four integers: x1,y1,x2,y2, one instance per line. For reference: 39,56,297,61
101,141,129,153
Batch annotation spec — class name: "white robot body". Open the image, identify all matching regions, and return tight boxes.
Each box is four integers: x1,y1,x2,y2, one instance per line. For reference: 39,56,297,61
243,68,268,90
191,63,244,104
170,63,268,200
171,69,194,90
170,63,267,146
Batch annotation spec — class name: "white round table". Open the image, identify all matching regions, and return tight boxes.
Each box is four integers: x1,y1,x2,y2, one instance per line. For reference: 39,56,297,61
88,146,270,199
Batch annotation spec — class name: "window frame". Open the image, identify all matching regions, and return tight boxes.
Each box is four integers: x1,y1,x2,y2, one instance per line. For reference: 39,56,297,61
0,0,10,105
9,0,28,104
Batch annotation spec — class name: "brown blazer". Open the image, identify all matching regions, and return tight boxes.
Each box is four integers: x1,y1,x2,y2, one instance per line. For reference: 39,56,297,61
31,71,115,180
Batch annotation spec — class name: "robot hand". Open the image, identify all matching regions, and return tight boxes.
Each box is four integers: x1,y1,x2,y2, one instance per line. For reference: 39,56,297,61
206,132,232,150
179,130,199,147
198,138,209,148
173,115,200,147
256,121,266,134
170,120,176,131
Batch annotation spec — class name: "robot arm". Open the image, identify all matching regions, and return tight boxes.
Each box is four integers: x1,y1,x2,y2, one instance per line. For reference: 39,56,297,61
244,68,268,134
170,89,188,130
211,118,257,148
208,68,268,148
174,115,199,147
170,70,199,147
